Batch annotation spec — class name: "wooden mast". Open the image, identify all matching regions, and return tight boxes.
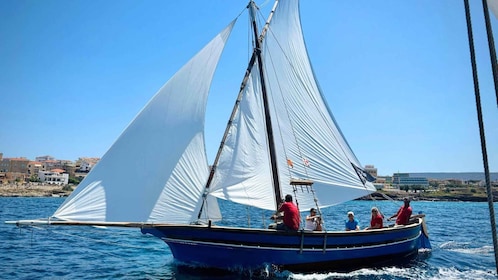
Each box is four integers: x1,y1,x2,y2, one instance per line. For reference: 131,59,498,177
249,1,283,209
197,0,282,219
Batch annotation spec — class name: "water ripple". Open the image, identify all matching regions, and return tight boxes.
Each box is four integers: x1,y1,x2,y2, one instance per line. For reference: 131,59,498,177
2,198,498,279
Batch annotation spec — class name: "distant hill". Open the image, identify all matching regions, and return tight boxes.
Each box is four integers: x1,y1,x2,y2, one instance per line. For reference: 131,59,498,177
409,172,498,181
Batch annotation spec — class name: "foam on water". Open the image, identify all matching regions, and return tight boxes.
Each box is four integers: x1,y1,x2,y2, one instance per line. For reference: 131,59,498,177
429,267,497,280
288,266,497,280
440,241,494,255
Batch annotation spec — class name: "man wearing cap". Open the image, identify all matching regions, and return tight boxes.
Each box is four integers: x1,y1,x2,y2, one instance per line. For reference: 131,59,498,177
388,197,413,225
345,211,360,231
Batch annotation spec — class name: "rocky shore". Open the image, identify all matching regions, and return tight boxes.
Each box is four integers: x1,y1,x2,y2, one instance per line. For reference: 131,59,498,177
0,183,72,197
361,189,498,202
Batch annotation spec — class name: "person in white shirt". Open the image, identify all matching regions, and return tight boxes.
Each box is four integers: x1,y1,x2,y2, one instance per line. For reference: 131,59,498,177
304,208,322,231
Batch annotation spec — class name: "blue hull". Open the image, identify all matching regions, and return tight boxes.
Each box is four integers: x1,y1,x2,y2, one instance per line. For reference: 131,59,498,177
141,219,429,272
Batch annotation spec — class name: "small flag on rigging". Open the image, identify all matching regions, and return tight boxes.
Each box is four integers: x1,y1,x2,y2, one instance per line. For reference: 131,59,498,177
287,158,294,168
303,158,310,167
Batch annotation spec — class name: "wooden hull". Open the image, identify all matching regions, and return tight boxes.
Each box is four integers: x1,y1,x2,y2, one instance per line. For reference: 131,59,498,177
141,218,429,273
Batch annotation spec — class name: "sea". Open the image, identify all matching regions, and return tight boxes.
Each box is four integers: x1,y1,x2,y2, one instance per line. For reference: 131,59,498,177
1,197,497,280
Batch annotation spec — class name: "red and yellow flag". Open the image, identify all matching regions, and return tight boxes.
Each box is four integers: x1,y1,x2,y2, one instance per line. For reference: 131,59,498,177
287,158,294,168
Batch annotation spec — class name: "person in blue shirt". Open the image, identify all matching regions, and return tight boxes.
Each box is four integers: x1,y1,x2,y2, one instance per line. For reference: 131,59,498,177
345,211,360,231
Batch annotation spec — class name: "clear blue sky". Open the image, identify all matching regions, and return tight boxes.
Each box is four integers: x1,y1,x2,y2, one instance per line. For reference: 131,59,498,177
1,0,497,176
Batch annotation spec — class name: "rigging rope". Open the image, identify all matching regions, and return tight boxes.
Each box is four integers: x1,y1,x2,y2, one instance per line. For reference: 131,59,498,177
463,0,498,274
262,30,311,181
258,3,332,226
263,23,358,175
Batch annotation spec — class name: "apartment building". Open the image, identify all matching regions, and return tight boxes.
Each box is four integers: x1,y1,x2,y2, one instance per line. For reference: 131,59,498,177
392,173,429,188
0,157,30,183
38,169,69,185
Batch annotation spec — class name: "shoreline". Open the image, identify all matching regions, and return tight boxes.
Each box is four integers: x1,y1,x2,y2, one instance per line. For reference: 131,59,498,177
0,183,72,197
360,189,498,202
1,184,497,202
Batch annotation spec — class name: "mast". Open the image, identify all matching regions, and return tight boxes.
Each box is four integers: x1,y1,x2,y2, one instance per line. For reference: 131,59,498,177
249,1,283,209
196,53,257,220
197,0,281,219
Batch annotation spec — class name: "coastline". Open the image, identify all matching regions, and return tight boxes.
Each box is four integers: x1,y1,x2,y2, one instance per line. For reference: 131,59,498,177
0,183,72,197
1,183,497,202
360,189,498,202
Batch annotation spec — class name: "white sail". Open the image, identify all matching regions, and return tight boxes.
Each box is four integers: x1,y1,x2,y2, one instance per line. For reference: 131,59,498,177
53,21,236,223
263,0,376,208
209,65,277,210
208,0,375,212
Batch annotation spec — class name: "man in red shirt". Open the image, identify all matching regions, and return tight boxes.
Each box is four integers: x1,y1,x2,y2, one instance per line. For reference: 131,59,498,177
388,197,413,225
273,194,300,231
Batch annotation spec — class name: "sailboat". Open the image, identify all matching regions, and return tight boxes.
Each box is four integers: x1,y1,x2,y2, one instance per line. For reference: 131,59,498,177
8,0,430,273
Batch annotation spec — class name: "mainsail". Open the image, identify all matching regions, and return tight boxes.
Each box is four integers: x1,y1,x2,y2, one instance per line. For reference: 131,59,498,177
209,0,376,211
53,21,236,223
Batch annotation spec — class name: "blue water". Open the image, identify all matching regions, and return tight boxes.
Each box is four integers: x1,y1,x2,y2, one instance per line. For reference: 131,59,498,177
1,197,497,279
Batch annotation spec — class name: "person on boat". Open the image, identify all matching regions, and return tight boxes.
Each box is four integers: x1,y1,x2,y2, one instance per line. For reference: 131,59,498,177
365,207,383,230
272,194,300,231
345,211,359,231
388,197,413,225
304,208,322,231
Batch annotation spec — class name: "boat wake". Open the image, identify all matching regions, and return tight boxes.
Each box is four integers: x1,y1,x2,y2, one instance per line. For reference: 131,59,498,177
288,266,496,280
440,241,494,255
430,267,497,280
171,261,291,279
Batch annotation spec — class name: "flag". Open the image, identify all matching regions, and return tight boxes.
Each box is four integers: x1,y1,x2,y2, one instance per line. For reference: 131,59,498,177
303,158,310,167
287,158,294,168
352,164,376,184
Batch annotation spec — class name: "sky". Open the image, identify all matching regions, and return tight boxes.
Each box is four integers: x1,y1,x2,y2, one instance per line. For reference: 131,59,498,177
1,0,497,176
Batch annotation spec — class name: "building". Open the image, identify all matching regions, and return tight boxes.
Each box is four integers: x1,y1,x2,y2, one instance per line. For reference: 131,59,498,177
36,155,55,162
63,162,77,178
392,173,429,188
0,153,98,184
35,156,76,177
0,157,29,173
0,157,30,183
77,157,100,172
364,165,378,178
27,161,44,178
42,160,59,171
38,169,69,185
